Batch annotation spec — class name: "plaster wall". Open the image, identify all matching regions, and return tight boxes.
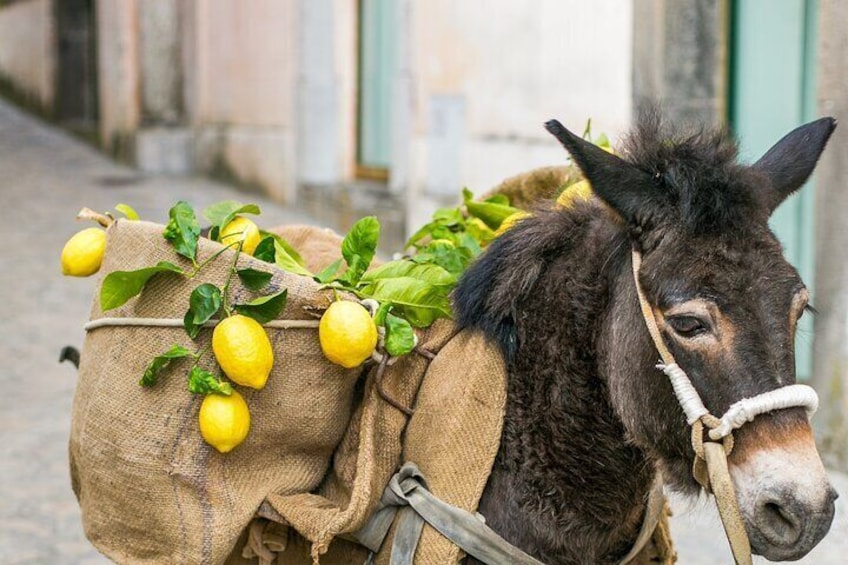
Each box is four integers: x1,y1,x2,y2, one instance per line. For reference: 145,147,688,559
0,0,55,109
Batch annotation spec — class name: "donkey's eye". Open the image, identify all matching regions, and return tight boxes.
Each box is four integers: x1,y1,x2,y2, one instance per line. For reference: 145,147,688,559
666,316,708,338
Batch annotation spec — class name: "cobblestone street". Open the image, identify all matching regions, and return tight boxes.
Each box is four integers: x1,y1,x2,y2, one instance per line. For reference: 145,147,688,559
1,97,847,563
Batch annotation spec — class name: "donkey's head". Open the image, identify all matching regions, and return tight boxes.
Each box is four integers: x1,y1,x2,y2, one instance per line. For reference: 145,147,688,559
547,115,837,561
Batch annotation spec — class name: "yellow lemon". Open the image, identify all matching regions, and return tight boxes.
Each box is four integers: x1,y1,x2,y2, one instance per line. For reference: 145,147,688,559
494,211,532,236
220,216,261,255
556,179,594,209
319,301,378,369
198,390,251,453
212,314,274,389
61,227,107,277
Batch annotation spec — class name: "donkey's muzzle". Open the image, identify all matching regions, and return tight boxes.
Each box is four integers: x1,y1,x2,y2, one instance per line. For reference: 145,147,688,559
750,484,836,560
730,411,837,561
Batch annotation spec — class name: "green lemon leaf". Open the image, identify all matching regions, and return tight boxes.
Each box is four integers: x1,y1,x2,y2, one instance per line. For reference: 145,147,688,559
384,313,416,356
360,260,456,288
188,283,222,329
405,222,437,249
187,366,233,396
357,277,451,328
162,201,201,261
484,194,510,206
339,254,369,286
411,241,473,276
274,240,313,277
582,118,593,140
314,258,343,284
115,203,140,220
100,261,185,311
432,207,464,227
253,236,276,263
259,231,307,268
237,268,273,291
456,233,483,256
183,309,203,340
464,218,496,247
202,200,261,234
340,216,380,284
140,345,193,387
373,302,391,327
234,289,288,324
465,199,523,230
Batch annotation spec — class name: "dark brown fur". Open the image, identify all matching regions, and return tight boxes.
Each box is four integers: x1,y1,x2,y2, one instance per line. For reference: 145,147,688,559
454,112,836,563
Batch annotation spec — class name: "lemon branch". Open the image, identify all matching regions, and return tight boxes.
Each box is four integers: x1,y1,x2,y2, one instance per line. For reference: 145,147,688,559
220,239,245,318
188,240,241,278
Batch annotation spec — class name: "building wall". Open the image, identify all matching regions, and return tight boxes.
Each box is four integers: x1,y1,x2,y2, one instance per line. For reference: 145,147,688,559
813,0,848,468
0,0,634,237
188,0,298,202
403,0,634,229
96,0,141,157
632,0,729,125
0,0,55,111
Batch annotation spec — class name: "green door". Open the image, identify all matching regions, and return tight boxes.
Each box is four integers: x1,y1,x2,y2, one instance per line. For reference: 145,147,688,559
358,0,396,175
730,0,819,379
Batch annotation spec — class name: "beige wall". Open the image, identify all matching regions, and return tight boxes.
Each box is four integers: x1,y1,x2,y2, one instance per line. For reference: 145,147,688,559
189,0,298,201
813,0,848,468
96,0,141,154
0,0,55,109
0,0,635,223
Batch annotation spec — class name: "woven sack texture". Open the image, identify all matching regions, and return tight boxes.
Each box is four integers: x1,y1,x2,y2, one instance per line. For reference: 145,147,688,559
70,220,365,564
484,165,580,209
372,329,508,564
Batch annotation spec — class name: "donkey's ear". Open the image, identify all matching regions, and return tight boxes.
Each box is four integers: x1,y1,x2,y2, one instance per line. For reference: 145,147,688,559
544,120,654,223
752,117,836,212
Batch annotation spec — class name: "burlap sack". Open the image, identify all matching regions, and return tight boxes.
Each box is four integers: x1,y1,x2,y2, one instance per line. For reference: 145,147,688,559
267,225,343,273
70,220,369,563
483,165,581,209
250,319,458,561
373,329,508,564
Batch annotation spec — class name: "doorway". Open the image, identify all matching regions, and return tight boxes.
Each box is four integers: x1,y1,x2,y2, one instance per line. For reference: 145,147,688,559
729,0,819,378
54,0,98,134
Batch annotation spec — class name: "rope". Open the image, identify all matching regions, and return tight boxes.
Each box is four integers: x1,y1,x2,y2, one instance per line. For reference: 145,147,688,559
84,317,320,331
631,248,747,564
703,442,753,565
708,384,819,440
658,362,709,425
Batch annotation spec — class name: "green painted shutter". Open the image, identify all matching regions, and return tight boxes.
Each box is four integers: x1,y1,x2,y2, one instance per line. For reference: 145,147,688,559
730,0,819,379
358,0,396,170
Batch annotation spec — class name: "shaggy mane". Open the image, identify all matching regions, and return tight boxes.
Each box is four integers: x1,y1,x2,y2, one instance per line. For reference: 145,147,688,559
619,110,767,233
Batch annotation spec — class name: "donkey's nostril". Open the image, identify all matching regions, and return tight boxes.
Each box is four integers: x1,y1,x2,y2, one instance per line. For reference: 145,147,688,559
758,498,803,547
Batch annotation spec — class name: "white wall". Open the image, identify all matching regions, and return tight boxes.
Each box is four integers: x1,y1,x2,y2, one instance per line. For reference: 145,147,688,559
402,0,634,229
0,0,55,108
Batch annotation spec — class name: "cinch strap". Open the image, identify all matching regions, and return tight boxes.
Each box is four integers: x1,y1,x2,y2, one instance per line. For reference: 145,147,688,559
355,463,663,565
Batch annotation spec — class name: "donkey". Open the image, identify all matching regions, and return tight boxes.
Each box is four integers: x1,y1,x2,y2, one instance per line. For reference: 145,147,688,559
454,113,838,563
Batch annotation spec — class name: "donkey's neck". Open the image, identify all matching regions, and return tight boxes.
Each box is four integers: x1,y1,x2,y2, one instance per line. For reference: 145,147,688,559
468,209,656,563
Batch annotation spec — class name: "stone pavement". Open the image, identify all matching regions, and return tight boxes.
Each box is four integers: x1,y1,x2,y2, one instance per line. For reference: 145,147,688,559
1,97,847,564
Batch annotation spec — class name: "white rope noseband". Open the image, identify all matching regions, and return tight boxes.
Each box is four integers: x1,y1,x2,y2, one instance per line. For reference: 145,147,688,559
657,362,818,439
707,383,819,440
